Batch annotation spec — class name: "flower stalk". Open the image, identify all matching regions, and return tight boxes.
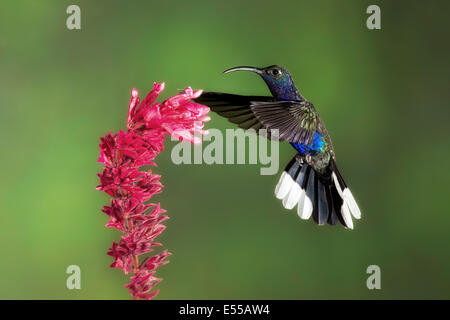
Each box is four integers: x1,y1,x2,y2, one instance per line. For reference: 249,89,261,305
97,83,209,299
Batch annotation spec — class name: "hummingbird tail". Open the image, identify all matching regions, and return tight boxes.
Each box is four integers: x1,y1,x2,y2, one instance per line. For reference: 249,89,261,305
275,156,361,229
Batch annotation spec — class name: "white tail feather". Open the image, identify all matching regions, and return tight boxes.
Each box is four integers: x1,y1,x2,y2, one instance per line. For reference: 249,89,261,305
296,189,306,218
332,172,344,197
343,188,361,219
282,183,301,210
275,172,294,200
332,172,355,229
341,201,354,229
299,193,313,220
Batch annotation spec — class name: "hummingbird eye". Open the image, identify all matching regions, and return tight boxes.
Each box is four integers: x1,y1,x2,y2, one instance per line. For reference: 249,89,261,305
270,68,281,77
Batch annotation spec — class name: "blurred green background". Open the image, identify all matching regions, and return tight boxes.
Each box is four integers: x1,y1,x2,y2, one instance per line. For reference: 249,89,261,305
0,0,449,299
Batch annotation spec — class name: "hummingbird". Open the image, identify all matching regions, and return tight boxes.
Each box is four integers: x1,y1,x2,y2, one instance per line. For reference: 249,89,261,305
195,65,361,229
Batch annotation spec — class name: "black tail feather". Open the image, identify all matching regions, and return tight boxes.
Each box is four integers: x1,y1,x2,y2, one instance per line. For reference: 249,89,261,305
317,180,328,225
311,173,319,224
325,185,338,225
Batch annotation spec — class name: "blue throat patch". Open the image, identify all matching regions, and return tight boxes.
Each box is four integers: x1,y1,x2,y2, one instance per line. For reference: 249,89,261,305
290,132,324,155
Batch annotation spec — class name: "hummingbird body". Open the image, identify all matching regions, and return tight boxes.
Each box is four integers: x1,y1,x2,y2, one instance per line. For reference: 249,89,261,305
195,65,361,229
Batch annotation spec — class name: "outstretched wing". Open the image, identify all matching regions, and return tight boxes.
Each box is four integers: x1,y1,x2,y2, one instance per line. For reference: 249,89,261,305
194,92,274,130
250,100,319,145
195,92,319,145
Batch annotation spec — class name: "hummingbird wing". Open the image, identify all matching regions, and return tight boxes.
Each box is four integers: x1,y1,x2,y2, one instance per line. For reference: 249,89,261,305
194,92,274,131
249,100,318,145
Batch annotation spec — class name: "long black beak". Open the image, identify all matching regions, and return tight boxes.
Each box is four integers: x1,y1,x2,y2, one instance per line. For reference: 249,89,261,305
223,66,263,75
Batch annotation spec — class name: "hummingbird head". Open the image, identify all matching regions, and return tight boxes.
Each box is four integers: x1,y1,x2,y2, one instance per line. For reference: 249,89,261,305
223,65,302,101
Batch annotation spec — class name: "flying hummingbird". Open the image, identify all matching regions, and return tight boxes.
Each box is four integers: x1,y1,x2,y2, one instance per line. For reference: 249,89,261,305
195,65,361,229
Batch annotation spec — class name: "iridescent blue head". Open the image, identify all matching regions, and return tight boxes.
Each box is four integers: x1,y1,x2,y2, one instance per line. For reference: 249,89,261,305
223,65,303,101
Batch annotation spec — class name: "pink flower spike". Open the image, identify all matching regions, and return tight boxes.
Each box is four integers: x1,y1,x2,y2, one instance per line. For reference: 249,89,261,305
97,82,209,300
